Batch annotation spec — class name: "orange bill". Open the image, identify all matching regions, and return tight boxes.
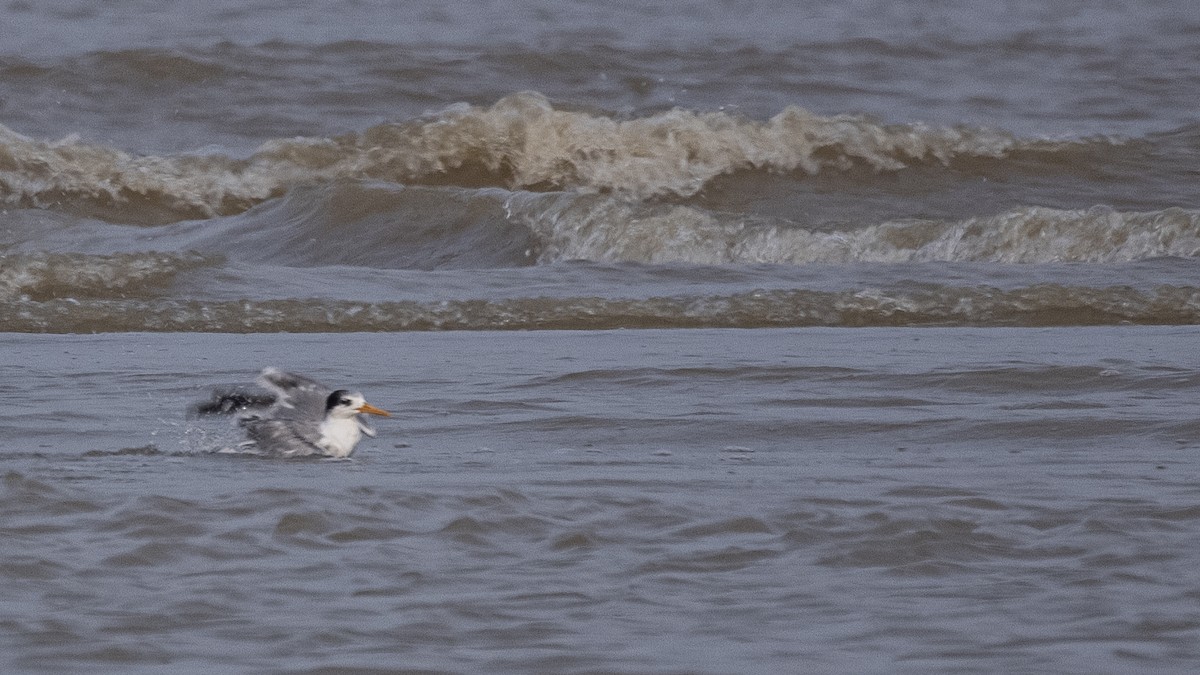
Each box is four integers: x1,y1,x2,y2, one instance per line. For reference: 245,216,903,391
357,402,391,417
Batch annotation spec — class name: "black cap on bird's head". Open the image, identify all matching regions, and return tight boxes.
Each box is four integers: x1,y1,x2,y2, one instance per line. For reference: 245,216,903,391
325,390,352,411
325,389,390,417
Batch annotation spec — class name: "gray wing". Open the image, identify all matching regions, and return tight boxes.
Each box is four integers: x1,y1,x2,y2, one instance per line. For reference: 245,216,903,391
235,368,334,457
256,367,332,422
239,416,325,457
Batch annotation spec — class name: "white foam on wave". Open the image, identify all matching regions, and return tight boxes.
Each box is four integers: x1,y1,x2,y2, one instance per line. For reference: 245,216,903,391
505,194,1200,265
0,92,1045,223
0,251,213,301
7,284,1200,333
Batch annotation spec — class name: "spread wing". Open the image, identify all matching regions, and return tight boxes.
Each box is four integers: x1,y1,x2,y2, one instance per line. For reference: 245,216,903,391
256,367,378,438
256,367,332,422
190,390,275,416
238,368,339,456
190,367,327,418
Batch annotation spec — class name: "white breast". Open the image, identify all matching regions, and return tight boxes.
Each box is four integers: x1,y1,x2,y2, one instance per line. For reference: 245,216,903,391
317,416,364,458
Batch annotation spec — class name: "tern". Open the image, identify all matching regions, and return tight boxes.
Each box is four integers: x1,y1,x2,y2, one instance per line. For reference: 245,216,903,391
199,367,391,458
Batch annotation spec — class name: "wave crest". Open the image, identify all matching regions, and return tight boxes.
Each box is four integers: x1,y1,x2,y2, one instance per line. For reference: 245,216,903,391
507,196,1200,265
6,285,1200,332
0,251,214,301
343,92,1021,198
1,93,1036,223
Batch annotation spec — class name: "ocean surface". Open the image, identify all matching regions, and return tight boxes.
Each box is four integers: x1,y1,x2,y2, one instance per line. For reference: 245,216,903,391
2,1,1199,672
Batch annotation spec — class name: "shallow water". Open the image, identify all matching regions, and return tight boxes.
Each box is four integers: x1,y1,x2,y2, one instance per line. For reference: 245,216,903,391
3,328,1200,673
3,0,1200,672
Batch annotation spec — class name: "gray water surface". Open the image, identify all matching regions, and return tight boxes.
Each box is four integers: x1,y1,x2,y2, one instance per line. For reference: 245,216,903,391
2,328,1198,673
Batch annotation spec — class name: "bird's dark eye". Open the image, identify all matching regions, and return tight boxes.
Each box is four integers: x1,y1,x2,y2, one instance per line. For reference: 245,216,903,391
339,398,352,406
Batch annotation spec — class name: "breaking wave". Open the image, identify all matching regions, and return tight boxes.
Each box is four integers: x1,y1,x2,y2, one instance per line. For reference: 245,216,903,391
509,197,1200,265
5,285,1200,332
0,251,214,301
1,92,1062,224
